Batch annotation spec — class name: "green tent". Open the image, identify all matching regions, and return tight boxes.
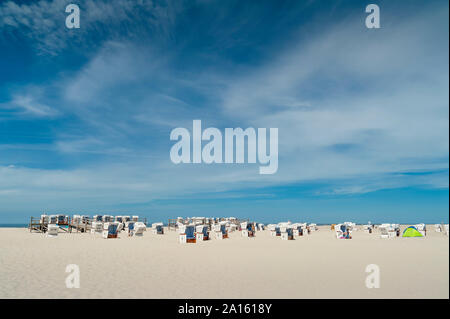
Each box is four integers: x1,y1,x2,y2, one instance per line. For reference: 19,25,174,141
402,226,423,237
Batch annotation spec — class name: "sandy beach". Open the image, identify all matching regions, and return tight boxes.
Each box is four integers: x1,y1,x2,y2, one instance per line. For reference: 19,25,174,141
0,226,448,299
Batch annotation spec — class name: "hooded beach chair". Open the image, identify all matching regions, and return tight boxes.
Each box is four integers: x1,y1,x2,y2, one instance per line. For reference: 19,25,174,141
240,222,254,237
380,226,389,239
126,221,135,236
179,225,196,243
336,224,352,239
125,220,135,230
228,223,237,232
103,222,119,239
291,224,302,237
132,215,139,222
267,224,278,237
246,222,256,237
91,221,103,234
49,215,58,224
116,222,124,232
363,225,373,233
196,225,209,241
152,222,164,234
122,216,131,223
72,215,81,223
281,226,294,240
133,222,146,236
57,214,68,225
213,222,228,239
47,224,59,237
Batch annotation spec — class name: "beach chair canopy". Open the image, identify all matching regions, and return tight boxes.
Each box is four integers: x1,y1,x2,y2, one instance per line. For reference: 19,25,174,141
402,226,423,237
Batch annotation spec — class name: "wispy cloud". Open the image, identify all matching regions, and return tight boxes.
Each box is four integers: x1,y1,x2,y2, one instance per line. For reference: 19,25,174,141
0,91,59,118
0,0,183,55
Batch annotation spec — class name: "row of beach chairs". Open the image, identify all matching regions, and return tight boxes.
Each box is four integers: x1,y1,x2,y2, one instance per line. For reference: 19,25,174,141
266,222,317,240
42,214,160,238
177,220,264,243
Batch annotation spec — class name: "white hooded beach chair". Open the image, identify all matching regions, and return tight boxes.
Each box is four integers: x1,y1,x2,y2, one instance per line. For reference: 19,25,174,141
196,225,209,241
335,224,351,239
363,225,373,233
57,214,68,225
179,225,196,243
122,216,131,223
267,224,278,237
291,224,302,237
91,221,103,234
72,215,81,223
49,215,58,224
380,226,389,239
213,222,228,239
47,224,59,237
152,222,164,234
125,221,135,236
132,215,139,222
102,222,119,239
133,222,146,236
300,223,309,236
281,226,294,240
228,224,237,232
240,222,255,237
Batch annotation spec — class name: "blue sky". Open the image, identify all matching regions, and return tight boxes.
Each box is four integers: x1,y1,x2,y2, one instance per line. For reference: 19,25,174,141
0,0,448,224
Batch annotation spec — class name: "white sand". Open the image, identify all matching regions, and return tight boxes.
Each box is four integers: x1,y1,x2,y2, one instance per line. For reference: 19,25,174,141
0,226,448,298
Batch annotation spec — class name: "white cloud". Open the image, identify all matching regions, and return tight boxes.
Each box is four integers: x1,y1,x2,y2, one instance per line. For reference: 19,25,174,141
219,3,449,187
0,92,59,118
